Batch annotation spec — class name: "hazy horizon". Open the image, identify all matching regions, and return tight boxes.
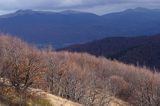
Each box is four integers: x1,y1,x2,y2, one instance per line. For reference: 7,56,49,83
0,7,160,16
0,0,160,15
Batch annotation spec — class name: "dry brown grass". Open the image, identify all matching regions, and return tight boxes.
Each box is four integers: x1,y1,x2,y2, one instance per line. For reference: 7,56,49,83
30,88,131,106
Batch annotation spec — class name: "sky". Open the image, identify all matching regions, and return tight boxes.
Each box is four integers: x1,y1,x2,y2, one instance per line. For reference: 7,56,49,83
0,0,160,15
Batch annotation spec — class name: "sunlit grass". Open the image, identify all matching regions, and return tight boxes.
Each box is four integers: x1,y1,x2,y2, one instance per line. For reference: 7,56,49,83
0,87,52,106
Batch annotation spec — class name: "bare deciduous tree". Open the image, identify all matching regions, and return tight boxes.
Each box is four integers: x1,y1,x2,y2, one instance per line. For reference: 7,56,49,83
0,36,44,106
131,74,160,106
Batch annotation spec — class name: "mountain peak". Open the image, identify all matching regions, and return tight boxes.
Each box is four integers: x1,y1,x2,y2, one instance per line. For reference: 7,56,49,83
124,7,160,13
0,9,35,18
124,7,153,13
134,7,151,12
134,7,149,11
124,7,150,12
15,9,35,14
60,10,86,14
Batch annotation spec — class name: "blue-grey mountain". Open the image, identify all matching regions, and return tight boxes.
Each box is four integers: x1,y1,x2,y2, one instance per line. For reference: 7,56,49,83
0,8,160,47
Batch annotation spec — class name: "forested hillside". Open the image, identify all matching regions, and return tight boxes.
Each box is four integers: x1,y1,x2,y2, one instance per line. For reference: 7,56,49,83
61,34,160,70
0,35,160,106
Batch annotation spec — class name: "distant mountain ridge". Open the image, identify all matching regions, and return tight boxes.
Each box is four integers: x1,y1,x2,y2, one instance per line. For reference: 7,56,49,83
60,34,160,70
0,7,160,48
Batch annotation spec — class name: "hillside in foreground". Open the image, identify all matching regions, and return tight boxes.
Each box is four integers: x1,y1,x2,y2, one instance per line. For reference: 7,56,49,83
0,87,129,106
0,35,160,106
60,34,160,70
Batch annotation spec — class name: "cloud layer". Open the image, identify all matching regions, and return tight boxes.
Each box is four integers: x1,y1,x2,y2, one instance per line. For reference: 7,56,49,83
0,0,160,14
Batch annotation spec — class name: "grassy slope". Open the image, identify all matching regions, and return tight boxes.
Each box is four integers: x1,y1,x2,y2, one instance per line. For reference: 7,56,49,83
30,88,82,106
30,88,129,106
0,86,126,106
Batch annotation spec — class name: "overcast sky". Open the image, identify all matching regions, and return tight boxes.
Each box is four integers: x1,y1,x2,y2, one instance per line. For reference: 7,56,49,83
0,0,160,15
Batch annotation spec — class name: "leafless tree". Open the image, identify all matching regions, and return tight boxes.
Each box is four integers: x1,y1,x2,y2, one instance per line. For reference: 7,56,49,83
131,74,160,106
81,71,112,106
0,36,44,106
46,54,86,102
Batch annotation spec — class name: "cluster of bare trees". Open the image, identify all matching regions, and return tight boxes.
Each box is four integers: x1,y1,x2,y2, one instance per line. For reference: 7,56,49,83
0,36,45,105
0,35,160,106
129,73,160,106
44,51,160,106
45,52,113,105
